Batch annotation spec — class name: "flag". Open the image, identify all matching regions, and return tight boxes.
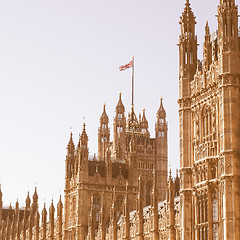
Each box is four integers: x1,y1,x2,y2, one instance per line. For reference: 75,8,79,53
119,60,133,71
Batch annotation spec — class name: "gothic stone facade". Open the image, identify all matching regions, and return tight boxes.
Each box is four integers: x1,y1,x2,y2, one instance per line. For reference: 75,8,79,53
178,0,240,239
1,0,240,240
0,94,171,240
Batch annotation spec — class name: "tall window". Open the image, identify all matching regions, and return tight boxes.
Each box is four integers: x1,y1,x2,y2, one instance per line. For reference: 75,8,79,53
146,182,152,206
202,106,212,139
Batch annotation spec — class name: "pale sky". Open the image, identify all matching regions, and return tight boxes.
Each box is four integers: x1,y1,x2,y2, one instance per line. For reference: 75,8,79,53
0,0,224,210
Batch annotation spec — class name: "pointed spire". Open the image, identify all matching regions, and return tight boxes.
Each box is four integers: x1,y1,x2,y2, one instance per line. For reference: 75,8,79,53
80,122,88,148
181,0,195,22
81,123,88,138
117,92,124,108
67,131,75,153
157,97,166,119
57,195,63,212
15,199,19,210
127,104,140,132
140,108,149,134
100,103,109,122
33,187,38,203
25,191,31,209
205,20,210,35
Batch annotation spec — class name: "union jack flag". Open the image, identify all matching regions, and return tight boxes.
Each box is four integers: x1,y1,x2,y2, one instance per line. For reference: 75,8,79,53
119,60,133,71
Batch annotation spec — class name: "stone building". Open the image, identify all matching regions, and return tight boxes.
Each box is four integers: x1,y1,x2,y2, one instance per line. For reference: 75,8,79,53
1,0,240,239
178,0,240,239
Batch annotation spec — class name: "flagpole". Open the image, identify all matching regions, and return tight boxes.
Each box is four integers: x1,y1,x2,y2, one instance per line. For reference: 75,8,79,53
132,56,134,107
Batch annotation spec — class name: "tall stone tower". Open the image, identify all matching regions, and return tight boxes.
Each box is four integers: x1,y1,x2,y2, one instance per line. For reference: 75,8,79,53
179,0,240,239
178,0,197,238
63,93,168,240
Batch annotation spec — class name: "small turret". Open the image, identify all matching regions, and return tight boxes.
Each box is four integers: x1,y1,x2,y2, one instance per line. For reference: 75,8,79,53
127,105,140,133
32,187,38,213
41,203,47,240
49,200,55,240
57,196,63,240
25,192,31,210
80,123,88,157
155,97,167,138
140,109,149,135
66,132,75,180
175,169,180,196
203,21,212,71
113,93,126,159
98,104,110,160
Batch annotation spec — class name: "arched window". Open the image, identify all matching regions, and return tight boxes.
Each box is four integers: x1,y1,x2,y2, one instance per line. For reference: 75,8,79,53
146,181,152,206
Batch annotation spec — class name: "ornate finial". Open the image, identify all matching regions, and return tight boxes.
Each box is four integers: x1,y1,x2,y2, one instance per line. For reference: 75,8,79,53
160,96,163,103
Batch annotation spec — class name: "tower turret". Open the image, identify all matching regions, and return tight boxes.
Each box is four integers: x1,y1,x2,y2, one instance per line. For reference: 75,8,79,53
66,132,75,180
32,187,38,214
155,98,168,201
179,0,198,82
113,93,126,160
203,21,212,71
98,104,110,160
25,192,31,210
218,0,239,73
